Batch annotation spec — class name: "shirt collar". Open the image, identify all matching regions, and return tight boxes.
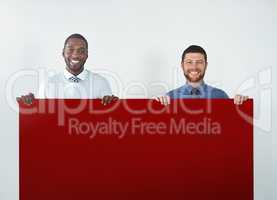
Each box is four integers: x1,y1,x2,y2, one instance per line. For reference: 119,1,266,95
64,68,88,81
183,81,207,95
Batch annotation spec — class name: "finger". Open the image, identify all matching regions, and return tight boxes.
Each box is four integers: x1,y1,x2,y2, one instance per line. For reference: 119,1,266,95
112,96,119,102
25,96,30,104
101,96,105,105
107,96,113,104
27,94,34,105
163,96,168,105
163,96,169,106
161,96,166,105
162,96,167,105
19,95,29,105
22,95,28,104
243,96,248,101
156,97,161,103
240,96,244,104
166,96,170,105
155,96,162,102
234,97,239,105
103,96,111,105
158,97,163,104
240,96,248,104
27,95,32,104
23,94,34,105
102,96,108,105
236,97,241,105
29,93,35,99
238,96,243,105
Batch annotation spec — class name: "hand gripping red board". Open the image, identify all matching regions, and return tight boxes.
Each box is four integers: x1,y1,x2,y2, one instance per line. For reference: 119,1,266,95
19,99,253,200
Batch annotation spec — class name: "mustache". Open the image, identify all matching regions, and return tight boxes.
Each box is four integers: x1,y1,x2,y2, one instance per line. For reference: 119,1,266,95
187,69,202,73
184,71,205,82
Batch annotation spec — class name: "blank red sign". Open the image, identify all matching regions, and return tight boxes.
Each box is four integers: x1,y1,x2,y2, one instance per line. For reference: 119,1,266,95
19,99,253,200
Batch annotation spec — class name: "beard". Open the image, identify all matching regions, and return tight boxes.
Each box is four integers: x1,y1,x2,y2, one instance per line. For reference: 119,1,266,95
184,70,205,83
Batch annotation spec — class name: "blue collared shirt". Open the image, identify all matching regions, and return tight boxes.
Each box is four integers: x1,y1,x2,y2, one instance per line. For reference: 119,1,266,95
166,82,229,99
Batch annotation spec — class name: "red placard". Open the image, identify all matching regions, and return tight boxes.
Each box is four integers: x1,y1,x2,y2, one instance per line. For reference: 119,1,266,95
19,99,253,200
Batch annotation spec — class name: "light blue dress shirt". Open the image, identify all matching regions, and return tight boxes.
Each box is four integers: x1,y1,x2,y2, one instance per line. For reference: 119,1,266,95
166,82,229,99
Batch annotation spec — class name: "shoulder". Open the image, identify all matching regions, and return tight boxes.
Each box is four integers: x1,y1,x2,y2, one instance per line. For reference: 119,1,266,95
47,71,64,83
87,70,109,82
206,84,229,98
167,85,186,98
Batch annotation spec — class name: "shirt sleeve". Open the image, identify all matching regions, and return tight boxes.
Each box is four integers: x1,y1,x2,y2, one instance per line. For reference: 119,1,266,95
213,88,229,99
221,91,229,99
99,77,112,98
166,90,174,98
37,81,46,99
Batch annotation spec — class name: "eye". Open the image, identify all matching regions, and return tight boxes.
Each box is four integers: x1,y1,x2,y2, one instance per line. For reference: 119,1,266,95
65,48,74,53
185,61,192,65
196,60,204,65
78,48,87,54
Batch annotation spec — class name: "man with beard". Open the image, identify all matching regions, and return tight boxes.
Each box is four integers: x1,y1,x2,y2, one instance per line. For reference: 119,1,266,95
156,45,248,105
18,33,117,105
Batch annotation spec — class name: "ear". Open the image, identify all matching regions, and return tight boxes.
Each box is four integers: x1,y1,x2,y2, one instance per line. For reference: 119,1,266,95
62,49,65,58
180,61,185,72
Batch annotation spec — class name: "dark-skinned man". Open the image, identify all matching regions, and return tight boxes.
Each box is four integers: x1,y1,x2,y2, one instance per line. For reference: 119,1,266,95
18,33,118,105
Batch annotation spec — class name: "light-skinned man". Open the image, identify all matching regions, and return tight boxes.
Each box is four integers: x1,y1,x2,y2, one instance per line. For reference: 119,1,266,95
156,45,248,105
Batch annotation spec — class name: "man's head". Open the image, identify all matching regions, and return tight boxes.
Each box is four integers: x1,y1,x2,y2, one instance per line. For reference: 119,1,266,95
63,33,88,75
181,45,207,83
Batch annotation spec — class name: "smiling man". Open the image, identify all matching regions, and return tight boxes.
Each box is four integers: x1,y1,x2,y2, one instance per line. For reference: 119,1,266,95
156,45,248,105
18,33,117,105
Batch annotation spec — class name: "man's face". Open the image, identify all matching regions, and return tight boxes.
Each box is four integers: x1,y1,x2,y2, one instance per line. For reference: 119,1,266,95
181,52,207,83
63,38,88,74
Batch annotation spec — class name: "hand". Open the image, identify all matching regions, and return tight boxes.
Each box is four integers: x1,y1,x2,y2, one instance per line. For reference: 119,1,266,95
101,95,119,105
154,96,170,105
234,94,248,105
16,93,35,105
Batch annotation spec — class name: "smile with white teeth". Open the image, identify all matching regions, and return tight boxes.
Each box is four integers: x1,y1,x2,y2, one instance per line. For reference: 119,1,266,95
70,60,80,64
189,71,200,76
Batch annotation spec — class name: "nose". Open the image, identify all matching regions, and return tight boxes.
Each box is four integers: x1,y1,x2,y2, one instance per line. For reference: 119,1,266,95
190,63,198,70
71,51,80,59
192,61,200,67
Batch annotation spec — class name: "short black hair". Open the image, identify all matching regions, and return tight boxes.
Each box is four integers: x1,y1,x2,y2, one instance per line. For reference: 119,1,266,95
181,45,207,62
64,33,88,49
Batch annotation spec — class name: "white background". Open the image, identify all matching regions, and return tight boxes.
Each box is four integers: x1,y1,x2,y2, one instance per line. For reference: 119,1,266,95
0,0,276,199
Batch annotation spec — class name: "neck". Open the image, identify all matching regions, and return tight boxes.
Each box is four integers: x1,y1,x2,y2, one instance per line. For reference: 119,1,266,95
186,80,204,88
66,67,84,76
